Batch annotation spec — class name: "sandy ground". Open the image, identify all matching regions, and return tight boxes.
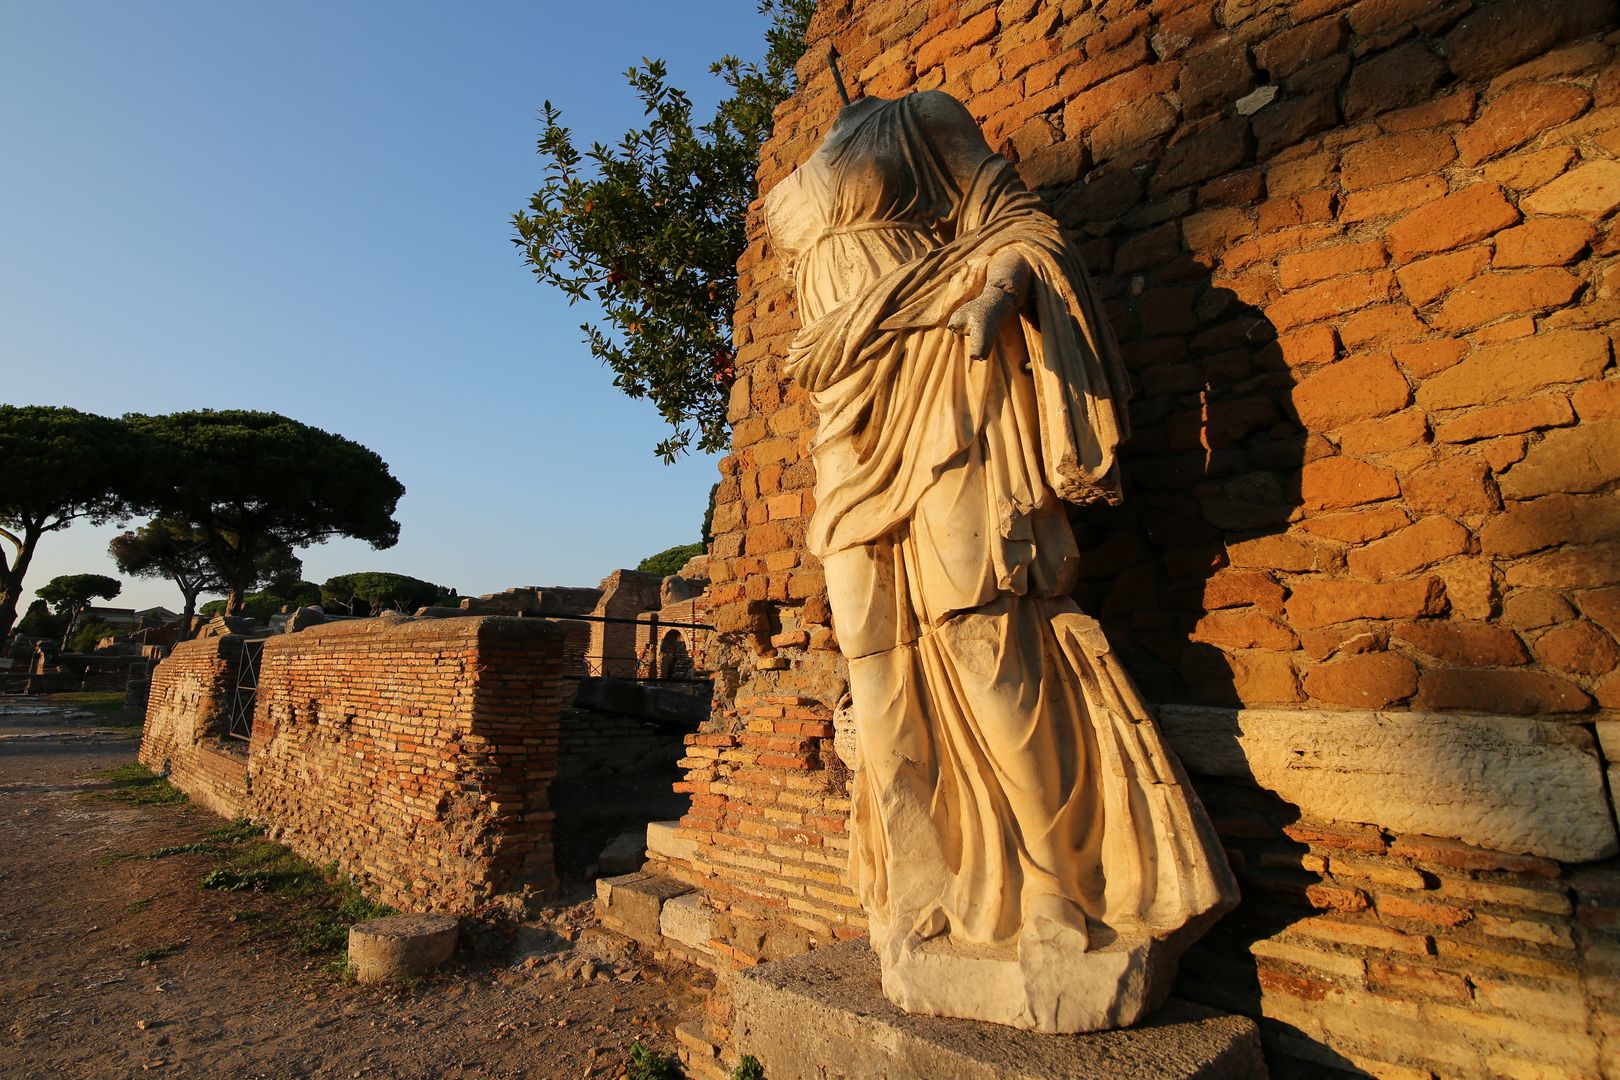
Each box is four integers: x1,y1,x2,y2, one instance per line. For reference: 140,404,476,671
0,702,706,1080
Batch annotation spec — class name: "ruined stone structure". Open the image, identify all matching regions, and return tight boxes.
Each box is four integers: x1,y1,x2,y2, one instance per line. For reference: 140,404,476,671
249,617,565,911
461,572,682,680
589,569,666,678
138,634,250,820
651,0,1620,1074
635,554,716,686
142,617,567,912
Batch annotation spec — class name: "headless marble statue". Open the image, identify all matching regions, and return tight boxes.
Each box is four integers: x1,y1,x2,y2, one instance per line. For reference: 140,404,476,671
763,90,1239,1034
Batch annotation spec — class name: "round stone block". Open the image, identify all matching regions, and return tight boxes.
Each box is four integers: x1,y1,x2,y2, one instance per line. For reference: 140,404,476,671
348,914,459,984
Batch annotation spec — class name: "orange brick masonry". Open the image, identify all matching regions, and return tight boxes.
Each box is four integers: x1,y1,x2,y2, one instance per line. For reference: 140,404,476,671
668,1,1620,1076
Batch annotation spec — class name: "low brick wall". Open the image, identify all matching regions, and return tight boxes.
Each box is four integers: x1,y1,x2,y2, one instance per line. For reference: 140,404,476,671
138,635,250,819
558,706,686,781
245,616,565,914
654,694,858,964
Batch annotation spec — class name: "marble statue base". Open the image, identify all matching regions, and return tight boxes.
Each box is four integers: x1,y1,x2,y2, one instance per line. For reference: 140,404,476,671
878,920,1183,1034
731,940,1267,1080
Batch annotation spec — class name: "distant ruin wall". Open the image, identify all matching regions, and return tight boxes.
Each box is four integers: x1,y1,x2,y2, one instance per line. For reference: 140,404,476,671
676,1,1620,1075
589,570,665,678
244,616,565,914
139,635,249,820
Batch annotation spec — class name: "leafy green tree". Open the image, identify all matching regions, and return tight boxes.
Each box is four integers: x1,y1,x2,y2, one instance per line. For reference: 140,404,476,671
37,572,122,650
198,578,319,623
637,542,705,578
513,0,814,460
701,481,719,546
320,571,452,616
0,405,140,642
109,517,224,639
128,411,404,616
270,578,322,609
66,618,117,654
16,599,67,641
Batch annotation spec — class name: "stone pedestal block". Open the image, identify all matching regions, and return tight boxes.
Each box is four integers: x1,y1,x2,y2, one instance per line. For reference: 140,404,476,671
659,891,714,955
348,914,459,984
646,819,699,862
732,941,1266,1080
595,871,694,946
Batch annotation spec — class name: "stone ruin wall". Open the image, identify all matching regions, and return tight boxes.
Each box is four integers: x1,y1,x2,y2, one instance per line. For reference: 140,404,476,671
139,635,250,820
144,618,567,914
589,570,666,678
248,617,565,913
661,1,1620,1076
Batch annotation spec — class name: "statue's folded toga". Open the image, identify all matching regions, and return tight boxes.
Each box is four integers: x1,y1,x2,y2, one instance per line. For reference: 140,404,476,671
764,90,1238,1033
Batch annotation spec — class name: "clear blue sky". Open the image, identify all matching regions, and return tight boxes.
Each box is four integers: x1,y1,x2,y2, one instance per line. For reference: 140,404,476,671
3,2,773,613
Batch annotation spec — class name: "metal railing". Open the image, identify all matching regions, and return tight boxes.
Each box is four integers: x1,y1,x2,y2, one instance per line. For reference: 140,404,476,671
225,639,263,740
519,610,714,684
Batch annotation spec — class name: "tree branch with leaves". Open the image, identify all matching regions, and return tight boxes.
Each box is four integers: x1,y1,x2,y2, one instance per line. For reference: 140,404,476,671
0,405,139,642
512,0,815,461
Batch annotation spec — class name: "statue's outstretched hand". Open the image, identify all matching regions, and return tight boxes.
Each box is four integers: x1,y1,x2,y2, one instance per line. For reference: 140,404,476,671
946,250,1032,361
948,288,1018,360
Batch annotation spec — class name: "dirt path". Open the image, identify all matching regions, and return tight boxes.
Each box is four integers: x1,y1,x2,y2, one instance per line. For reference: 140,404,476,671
0,703,704,1080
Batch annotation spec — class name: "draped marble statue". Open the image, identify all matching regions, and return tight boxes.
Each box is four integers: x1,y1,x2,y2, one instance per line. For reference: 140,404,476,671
763,90,1239,1034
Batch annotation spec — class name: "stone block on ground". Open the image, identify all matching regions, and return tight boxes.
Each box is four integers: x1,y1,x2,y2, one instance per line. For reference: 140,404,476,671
348,914,459,985
732,941,1266,1080
595,871,693,946
659,891,714,955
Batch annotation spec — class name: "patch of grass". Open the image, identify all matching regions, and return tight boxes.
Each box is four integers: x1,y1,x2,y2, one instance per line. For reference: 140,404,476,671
101,795,389,979
322,955,357,982
206,818,265,843
47,690,127,713
125,898,153,914
732,1057,765,1080
201,840,325,897
132,941,185,965
293,877,395,956
45,690,143,726
91,762,187,806
147,841,226,859
196,836,394,967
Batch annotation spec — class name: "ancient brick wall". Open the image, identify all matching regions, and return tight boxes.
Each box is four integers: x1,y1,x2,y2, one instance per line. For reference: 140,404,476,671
246,617,565,913
635,601,717,684
138,635,250,819
1186,783,1618,1077
558,706,686,780
588,570,664,678
553,617,591,702
675,0,1620,1074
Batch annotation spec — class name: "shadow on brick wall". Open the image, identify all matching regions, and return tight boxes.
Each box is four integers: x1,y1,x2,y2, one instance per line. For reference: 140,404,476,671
1070,272,1303,711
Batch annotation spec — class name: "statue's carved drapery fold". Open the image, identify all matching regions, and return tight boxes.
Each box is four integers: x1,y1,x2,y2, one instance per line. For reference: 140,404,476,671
764,91,1239,1033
